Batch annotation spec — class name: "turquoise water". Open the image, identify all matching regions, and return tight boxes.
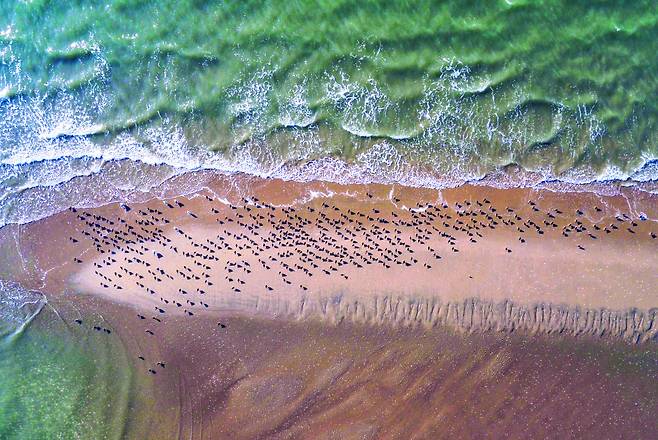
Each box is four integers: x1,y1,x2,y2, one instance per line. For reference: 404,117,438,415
0,282,134,439
0,1,657,225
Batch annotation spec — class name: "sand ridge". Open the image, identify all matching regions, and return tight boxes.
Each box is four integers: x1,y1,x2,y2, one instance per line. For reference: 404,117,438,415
65,180,656,305
45,178,655,346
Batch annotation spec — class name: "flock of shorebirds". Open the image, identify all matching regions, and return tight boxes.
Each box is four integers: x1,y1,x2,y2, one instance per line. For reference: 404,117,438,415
67,193,655,375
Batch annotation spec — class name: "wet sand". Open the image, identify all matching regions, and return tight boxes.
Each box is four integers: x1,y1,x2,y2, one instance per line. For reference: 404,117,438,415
1,174,657,438
39,291,658,439
23,285,654,440
5,176,654,304
7,175,654,314
1,174,657,341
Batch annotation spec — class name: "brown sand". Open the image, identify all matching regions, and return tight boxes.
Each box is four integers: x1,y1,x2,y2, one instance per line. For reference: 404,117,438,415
1,175,656,340
1,174,657,438
47,292,658,439
8,175,653,310
1,174,656,341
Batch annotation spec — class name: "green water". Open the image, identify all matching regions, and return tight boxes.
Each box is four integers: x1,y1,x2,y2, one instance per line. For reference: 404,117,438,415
0,292,134,440
0,0,656,190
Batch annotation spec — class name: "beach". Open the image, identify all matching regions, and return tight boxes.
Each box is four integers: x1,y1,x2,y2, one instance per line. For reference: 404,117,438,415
0,173,656,437
7,174,656,313
2,1,658,437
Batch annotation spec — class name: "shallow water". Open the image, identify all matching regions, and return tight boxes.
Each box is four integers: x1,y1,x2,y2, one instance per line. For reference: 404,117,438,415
0,1,657,228
0,282,134,440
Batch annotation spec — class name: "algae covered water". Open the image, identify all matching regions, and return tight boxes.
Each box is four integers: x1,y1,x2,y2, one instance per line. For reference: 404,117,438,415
0,1,657,227
0,281,134,439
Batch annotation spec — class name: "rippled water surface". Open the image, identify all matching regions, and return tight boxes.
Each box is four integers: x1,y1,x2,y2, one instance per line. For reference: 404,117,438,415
0,1,656,226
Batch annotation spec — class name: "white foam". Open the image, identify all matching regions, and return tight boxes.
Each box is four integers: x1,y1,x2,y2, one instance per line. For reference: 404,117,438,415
39,122,106,140
1,50,657,229
278,83,316,128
